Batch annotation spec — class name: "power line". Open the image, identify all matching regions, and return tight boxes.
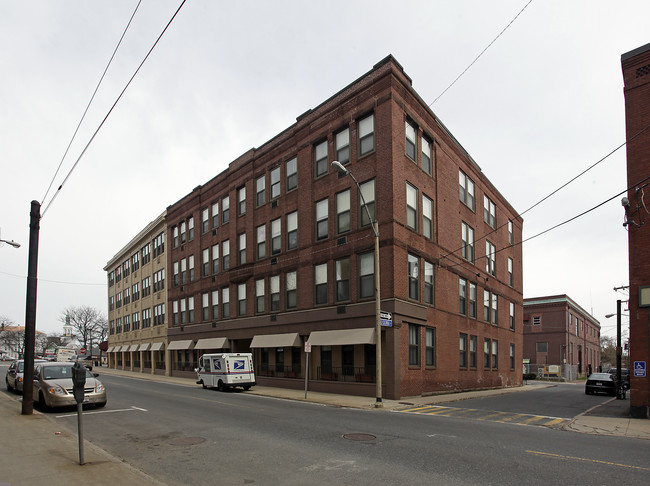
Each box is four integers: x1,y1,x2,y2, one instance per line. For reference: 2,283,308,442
41,0,188,218
41,0,143,207
430,0,534,106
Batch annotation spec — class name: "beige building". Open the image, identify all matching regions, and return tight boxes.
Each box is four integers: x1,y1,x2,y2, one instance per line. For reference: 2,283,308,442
104,212,169,375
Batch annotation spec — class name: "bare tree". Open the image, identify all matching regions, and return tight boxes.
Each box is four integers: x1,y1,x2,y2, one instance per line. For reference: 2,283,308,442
59,306,107,351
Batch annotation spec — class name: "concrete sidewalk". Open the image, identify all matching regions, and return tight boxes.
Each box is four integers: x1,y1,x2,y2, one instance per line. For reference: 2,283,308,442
3,368,649,485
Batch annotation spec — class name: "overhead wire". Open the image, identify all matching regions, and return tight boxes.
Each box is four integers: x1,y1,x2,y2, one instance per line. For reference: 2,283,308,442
41,0,143,207
41,0,188,218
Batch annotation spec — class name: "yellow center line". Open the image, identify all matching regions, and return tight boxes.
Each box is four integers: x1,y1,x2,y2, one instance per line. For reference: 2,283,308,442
526,450,650,471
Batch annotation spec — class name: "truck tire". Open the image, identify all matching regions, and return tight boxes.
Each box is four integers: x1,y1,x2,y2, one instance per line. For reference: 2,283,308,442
243,385,251,391
218,380,225,392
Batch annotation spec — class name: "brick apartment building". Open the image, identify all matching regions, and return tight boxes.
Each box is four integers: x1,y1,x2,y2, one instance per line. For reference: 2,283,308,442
523,295,601,380
622,42,650,418
151,55,524,400
104,212,169,375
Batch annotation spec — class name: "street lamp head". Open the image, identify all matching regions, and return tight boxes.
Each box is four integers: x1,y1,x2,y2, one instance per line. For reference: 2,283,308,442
0,239,20,249
331,160,349,176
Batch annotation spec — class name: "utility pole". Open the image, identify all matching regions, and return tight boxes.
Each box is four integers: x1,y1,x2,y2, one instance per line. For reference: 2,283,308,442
22,201,41,415
616,299,623,400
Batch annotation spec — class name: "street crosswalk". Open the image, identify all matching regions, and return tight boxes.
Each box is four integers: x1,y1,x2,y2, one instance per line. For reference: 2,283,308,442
398,404,570,428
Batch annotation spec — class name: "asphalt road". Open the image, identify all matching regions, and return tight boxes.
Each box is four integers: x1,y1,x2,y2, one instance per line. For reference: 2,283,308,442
9,369,650,485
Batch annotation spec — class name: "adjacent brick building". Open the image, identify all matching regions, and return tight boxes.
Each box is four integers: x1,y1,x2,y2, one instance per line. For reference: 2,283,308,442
156,55,523,400
622,42,650,418
523,295,601,380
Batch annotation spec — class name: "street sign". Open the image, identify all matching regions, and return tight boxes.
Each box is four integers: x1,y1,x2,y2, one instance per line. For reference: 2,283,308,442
305,342,312,353
380,311,392,327
634,361,646,377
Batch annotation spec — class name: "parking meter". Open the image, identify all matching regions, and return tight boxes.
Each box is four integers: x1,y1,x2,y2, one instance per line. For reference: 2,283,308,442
71,361,86,404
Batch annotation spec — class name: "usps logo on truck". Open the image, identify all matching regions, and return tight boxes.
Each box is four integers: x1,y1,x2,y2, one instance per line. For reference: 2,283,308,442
234,360,245,370
213,359,221,370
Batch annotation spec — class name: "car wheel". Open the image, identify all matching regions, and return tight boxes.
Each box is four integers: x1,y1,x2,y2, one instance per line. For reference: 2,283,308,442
6,378,13,392
217,380,225,392
201,381,207,389
38,392,50,411
585,389,589,395
243,385,251,391
95,402,107,408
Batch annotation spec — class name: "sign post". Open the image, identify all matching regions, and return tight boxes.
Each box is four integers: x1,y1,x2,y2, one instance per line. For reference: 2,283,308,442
304,342,311,399
71,361,87,465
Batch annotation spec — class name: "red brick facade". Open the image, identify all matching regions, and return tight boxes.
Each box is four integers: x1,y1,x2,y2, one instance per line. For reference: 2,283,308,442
622,43,650,418
164,56,523,399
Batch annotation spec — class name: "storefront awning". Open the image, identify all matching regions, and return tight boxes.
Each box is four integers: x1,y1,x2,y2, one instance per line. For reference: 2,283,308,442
250,332,301,348
113,345,123,352
127,344,139,352
307,328,376,346
168,340,194,350
195,337,230,350
150,342,164,352
107,346,115,353
138,343,151,352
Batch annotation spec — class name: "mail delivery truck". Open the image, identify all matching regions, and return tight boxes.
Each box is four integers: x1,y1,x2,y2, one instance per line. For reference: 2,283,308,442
196,353,256,391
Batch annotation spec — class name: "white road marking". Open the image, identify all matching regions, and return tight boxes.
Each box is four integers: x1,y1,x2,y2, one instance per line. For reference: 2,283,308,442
55,405,147,418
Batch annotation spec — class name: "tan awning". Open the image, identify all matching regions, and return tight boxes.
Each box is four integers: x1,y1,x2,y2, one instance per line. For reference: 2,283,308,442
250,332,301,348
168,340,194,350
113,345,123,352
307,328,376,346
150,342,165,351
138,343,151,352
127,344,139,352
195,337,230,350
107,346,115,353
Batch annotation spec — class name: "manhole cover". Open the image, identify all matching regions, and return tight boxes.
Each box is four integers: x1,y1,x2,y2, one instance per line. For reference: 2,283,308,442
169,437,206,446
343,433,376,441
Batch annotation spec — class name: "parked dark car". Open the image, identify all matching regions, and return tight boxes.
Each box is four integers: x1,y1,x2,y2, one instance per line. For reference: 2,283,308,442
585,372,617,396
608,368,630,390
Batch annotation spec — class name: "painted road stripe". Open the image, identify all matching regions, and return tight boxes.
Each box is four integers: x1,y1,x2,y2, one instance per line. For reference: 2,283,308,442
526,450,650,471
401,406,569,428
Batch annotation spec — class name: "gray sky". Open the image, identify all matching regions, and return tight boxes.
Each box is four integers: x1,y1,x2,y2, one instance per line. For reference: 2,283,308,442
1,1,646,339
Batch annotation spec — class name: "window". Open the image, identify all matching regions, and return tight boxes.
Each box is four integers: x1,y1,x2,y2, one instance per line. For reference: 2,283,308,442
202,248,210,277
188,217,194,241
132,252,140,271
316,199,328,240
359,252,374,298
173,301,179,325
459,169,475,210
237,186,246,216
483,290,490,322
508,258,513,286
422,194,433,239
484,339,491,368
238,283,246,316
508,220,514,245
256,175,266,207
459,333,468,368
314,140,328,178
123,314,130,332
409,324,420,366
286,157,297,192
141,243,151,265
461,222,474,262
359,179,376,227
173,226,179,248
255,279,265,314
408,254,419,300
336,257,350,302
510,343,515,370
536,342,548,353
238,233,246,265
211,202,219,229
271,218,281,255
222,196,230,224
222,240,230,271
286,270,297,309
406,183,418,230
336,128,350,164
202,293,209,321
491,293,498,325
188,255,195,282
533,315,541,326
421,136,432,175
211,290,219,320
314,263,328,305
470,335,478,368
153,233,164,257
336,189,350,234
270,275,280,312
425,328,436,367
132,282,139,301
222,287,230,318
405,120,416,161
132,312,140,330
142,277,151,297
492,340,498,369
212,244,219,274
459,278,467,315
469,282,477,319
180,299,187,324
483,195,496,229
123,288,130,305
358,114,374,156
271,166,281,199
486,241,496,276
257,224,266,260
424,261,434,305
202,208,209,234
287,211,298,250
180,258,187,285
188,296,195,323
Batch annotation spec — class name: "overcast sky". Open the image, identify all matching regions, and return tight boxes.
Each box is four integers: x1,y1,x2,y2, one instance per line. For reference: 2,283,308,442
1,1,647,340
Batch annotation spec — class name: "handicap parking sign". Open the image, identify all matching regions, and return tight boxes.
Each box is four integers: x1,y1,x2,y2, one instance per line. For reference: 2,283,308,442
634,361,646,377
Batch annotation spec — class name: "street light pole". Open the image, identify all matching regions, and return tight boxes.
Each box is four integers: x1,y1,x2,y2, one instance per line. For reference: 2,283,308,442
331,161,382,407
616,299,623,400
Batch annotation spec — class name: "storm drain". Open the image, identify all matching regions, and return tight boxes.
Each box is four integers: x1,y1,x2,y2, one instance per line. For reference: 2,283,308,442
169,437,206,446
343,433,376,441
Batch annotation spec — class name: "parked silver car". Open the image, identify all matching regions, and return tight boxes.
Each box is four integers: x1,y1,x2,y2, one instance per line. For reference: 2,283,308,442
32,362,107,409
5,359,47,393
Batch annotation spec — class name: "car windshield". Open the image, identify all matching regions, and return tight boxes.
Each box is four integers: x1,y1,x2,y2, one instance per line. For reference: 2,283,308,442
42,366,74,380
589,373,611,380
17,363,24,373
